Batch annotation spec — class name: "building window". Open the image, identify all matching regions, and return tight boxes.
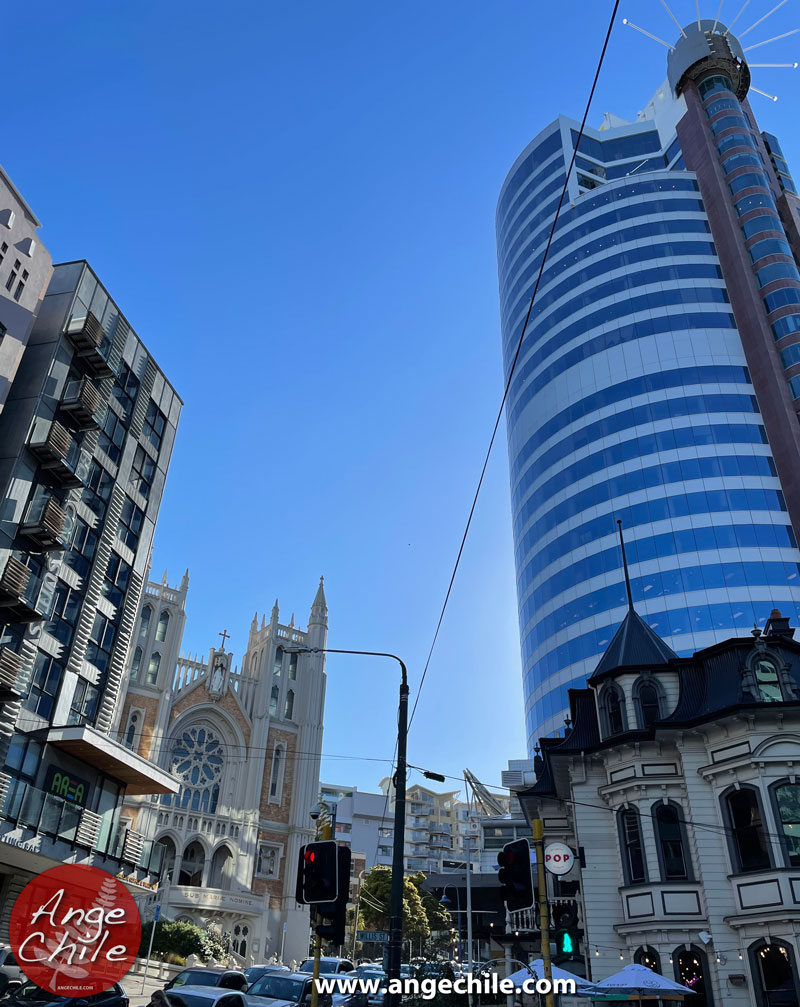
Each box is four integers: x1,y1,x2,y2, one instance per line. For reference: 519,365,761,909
289,652,298,679
68,678,100,725
140,605,152,638
600,683,627,736
652,802,690,880
99,408,127,464
723,786,771,872
101,553,131,610
674,946,713,1006
130,646,142,681
269,745,285,802
23,653,65,720
284,689,294,720
231,922,249,958
770,781,800,867
256,843,279,878
634,677,663,727
143,400,166,452
86,611,116,674
117,497,144,551
749,940,800,1007
635,947,661,973
617,807,647,884
273,646,283,677
124,712,139,749
130,445,156,499
147,652,161,685
753,657,783,702
112,363,140,419
156,610,170,642
269,684,279,717
5,259,20,292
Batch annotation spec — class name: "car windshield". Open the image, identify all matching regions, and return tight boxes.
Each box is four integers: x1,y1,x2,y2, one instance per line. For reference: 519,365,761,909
174,973,221,988
248,976,305,1002
11,984,57,1002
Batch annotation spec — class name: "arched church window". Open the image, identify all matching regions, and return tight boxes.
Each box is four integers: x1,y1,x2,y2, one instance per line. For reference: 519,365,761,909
130,647,142,681
147,652,161,685
179,840,205,886
270,745,284,802
285,690,294,720
124,712,139,750
231,922,249,958
270,685,279,717
156,610,170,642
172,725,225,815
754,657,783,702
289,652,298,680
210,784,220,814
140,605,152,639
273,646,283,677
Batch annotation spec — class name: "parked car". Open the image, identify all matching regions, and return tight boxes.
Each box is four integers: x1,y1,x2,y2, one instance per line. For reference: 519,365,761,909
165,969,248,993
298,959,354,976
1,981,128,1007
246,971,331,1007
165,989,248,1007
349,968,385,1007
0,947,23,997
243,968,290,986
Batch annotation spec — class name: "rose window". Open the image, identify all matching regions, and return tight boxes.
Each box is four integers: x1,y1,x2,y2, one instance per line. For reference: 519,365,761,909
172,726,225,790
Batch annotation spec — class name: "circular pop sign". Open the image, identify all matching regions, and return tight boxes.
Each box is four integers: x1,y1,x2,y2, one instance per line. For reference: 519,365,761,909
10,864,142,996
544,842,575,876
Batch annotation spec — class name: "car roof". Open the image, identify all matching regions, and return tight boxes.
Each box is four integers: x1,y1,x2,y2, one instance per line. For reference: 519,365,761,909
168,987,244,998
179,968,240,975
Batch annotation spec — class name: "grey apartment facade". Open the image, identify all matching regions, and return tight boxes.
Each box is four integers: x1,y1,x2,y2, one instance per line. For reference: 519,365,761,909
0,257,181,936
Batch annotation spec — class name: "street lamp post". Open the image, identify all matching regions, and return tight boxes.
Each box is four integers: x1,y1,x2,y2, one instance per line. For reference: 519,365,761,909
439,885,462,961
285,646,408,1007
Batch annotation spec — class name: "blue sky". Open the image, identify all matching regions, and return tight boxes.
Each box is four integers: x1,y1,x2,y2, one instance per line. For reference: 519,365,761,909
4,1,799,798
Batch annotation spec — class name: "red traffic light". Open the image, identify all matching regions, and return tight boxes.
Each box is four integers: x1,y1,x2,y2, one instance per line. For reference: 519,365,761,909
304,850,316,864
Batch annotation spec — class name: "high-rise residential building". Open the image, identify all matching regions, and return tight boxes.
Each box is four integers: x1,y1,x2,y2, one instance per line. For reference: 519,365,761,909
0,259,181,936
0,165,53,413
320,783,395,869
120,579,328,966
497,18,800,751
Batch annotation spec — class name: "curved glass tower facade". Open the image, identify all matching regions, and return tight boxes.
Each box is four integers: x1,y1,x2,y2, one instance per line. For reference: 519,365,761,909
498,22,800,752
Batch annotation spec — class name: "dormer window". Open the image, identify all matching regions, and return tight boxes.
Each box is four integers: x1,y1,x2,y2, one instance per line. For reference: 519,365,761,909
599,682,627,737
754,657,782,702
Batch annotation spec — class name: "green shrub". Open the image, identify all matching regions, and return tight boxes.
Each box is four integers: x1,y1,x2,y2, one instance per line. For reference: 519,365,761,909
139,921,226,963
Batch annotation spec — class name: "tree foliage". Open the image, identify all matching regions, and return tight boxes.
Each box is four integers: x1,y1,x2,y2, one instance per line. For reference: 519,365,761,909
139,920,227,962
359,866,430,941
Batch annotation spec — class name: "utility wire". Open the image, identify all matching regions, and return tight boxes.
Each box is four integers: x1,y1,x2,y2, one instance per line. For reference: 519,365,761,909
408,0,622,730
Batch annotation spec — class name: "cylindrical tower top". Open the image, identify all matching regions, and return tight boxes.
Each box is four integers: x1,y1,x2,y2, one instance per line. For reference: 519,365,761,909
667,20,750,99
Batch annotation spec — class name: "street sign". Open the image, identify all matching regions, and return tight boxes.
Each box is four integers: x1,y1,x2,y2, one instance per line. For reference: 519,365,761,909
153,905,161,922
544,842,575,875
357,930,389,942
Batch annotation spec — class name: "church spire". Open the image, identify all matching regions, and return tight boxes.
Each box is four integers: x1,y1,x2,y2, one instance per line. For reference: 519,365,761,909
309,576,328,628
617,520,634,611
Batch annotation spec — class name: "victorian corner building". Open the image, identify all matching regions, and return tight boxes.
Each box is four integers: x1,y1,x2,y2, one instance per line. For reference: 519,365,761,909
0,164,182,935
116,576,329,966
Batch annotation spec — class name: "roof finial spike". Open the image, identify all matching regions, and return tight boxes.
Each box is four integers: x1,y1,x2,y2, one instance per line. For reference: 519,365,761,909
617,519,634,612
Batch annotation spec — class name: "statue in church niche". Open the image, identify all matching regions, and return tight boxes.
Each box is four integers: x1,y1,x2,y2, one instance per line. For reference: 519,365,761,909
210,656,225,694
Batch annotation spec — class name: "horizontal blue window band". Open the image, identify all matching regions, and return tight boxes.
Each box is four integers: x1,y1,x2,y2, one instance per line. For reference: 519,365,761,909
515,451,775,568
765,286,800,313
514,427,772,537
510,366,752,488
505,261,723,369
523,588,800,704
497,151,564,238
522,560,800,664
517,520,796,621
497,130,563,225
571,128,661,163
742,213,782,239
501,239,718,357
498,176,701,298
757,262,800,288
774,315,800,340
517,486,786,594
498,180,566,272
781,343,800,369
525,597,800,737
508,310,738,430
500,195,705,310
750,238,792,263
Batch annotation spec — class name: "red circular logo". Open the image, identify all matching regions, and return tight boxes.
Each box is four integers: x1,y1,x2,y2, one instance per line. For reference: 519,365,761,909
10,865,142,996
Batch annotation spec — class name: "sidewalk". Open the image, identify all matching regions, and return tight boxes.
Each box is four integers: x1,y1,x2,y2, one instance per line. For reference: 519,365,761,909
123,971,165,1007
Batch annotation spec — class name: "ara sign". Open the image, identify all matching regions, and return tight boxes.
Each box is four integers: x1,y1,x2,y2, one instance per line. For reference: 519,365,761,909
544,842,575,875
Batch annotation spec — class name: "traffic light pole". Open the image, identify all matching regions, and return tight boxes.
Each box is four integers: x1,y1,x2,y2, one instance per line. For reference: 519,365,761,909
531,820,554,1007
285,646,408,1007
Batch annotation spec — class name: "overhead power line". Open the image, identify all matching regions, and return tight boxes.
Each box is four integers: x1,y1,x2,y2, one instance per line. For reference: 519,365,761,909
408,0,622,730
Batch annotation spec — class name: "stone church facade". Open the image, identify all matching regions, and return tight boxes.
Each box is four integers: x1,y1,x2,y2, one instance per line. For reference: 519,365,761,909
114,571,328,965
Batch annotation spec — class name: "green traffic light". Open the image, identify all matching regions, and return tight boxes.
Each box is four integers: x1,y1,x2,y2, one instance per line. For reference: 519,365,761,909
561,932,574,954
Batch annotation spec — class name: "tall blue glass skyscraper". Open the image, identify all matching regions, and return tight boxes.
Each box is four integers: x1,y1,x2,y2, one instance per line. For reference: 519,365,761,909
498,22,800,752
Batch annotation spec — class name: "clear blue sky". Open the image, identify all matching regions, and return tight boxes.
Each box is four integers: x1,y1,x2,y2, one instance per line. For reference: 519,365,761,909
5,1,798,797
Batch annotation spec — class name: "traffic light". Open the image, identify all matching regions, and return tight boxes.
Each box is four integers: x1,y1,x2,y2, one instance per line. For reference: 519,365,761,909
296,840,338,903
551,900,581,960
496,838,534,912
314,847,351,946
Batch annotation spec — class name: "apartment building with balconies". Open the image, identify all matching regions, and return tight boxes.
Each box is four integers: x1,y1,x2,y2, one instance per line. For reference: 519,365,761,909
0,260,181,937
